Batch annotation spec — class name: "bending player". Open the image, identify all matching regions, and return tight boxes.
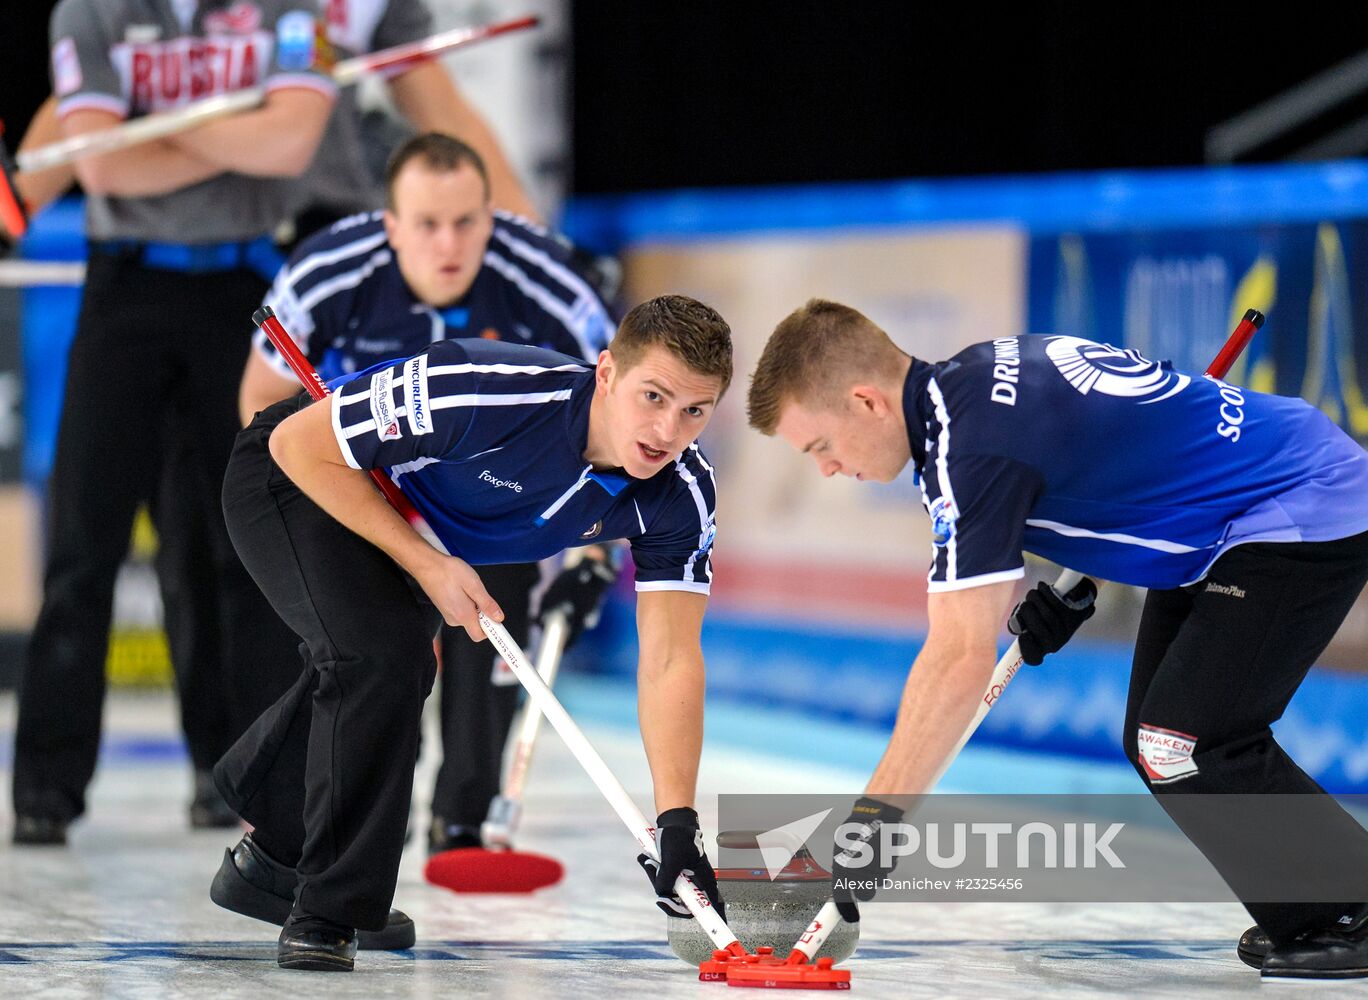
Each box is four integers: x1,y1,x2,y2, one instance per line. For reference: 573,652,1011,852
234,132,621,858
213,294,730,971
747,300,1368,980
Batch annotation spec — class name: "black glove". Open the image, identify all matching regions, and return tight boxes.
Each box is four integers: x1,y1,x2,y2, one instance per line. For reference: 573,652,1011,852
1007,578,1097,666
636,807,726,921
831,797,906,924
537,555,617,648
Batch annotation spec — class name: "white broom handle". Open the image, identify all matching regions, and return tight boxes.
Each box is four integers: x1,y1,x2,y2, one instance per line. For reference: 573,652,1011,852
16,16,538,174
785,571,1092,963
479,612,741,953
501,546,591,800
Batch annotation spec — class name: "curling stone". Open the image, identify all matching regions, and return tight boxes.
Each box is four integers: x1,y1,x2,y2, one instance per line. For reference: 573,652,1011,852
667,830,859,966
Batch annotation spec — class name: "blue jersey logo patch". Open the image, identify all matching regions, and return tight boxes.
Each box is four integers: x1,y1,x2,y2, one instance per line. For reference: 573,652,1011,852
275,10,316,71
930,497,957,547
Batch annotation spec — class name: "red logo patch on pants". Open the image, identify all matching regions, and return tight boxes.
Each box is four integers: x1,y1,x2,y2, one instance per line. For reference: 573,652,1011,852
1136,724,1199,784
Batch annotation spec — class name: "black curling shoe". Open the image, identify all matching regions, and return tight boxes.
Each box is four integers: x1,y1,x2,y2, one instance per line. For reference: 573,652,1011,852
1237,925,1271,969
1262,912,1368,979
13,814,68,846
211,833,416,950
278,910,357,972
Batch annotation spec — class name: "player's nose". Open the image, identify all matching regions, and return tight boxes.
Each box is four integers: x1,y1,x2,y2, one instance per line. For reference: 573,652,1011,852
655,411,680,442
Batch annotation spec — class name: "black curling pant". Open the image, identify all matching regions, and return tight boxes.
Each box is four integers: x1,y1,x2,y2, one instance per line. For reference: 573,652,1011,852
1124,531,1368,946
215,396,441,930
433,562,539,829
12,253,299,821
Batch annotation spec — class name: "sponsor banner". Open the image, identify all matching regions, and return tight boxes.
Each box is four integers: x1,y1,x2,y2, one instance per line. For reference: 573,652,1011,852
717,793,1368,903
623,226,1026,629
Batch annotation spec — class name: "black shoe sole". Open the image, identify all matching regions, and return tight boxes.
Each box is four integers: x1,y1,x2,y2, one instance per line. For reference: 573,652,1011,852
210,848,292,925
277,950,355,972
211,848,416,950
13,816,69,846
1262,966,1368,980
1238,944,1267,970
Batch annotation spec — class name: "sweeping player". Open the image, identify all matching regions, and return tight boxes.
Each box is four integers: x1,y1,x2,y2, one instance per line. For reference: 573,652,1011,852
747,300,1368,980
234,131,622,857
212,294,730,971
11,0,338,846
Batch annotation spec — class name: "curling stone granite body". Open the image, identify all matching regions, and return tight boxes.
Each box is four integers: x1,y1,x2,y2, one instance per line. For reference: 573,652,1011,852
666,877,859,965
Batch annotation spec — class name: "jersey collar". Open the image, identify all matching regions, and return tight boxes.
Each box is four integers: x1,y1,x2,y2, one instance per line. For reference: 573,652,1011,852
564,369,632,495
903,357,936,472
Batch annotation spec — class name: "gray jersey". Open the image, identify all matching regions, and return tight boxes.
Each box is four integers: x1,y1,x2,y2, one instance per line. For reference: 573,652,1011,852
290,0,433,218
50,0,337,242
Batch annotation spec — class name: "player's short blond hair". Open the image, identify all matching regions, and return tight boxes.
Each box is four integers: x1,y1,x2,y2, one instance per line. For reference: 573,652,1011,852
609,295,734,396
384,132,490,209
747,299,908,434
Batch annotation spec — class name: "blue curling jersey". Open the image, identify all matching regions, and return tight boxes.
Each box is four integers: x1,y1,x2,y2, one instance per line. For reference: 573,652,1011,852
256,210,619,377
328,339,717,594
908,335,1368,592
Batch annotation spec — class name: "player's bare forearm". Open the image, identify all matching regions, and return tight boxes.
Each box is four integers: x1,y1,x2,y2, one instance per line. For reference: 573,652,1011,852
14,96,76,217
865,644,996,796
865,581,1017,796
60,109,221,196
387,63,541,221
268,397,503,637
636,590,708,813
166,88,333,177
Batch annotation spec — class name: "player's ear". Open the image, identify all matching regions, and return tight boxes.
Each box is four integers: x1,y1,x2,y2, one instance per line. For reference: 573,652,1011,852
596,349,615,391
382,209,399,245
849,384,886,416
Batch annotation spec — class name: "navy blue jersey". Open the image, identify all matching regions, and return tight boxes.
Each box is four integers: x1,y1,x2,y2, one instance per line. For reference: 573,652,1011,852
256,210,619,378
328,339,717,593
906,335,1368,591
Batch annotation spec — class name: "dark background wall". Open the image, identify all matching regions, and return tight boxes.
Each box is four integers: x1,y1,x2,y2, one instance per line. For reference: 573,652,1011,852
569,3,1368,192
4,2,1368,192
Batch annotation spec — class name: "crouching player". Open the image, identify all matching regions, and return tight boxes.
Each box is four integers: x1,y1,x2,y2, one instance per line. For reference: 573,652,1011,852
213,295,731,970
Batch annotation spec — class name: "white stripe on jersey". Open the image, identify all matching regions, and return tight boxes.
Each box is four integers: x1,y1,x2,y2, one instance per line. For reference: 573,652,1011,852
340,390,574,439
299,249,393,315
1024,519,1204,555
336,362,587,405
279,228,388,295
332,392,361,470
480,251,599,358
926,378,958,582
490,228,611,361
427,362,589,377
389,456,441,482
538,465,593,523
635,580,712,595
673,445,715,584
926,567,1025,594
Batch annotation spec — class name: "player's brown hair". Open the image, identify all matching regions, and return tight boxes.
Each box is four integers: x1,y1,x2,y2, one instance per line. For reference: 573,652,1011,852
384,132,491,209
747,299,909,434
609,295,734,396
